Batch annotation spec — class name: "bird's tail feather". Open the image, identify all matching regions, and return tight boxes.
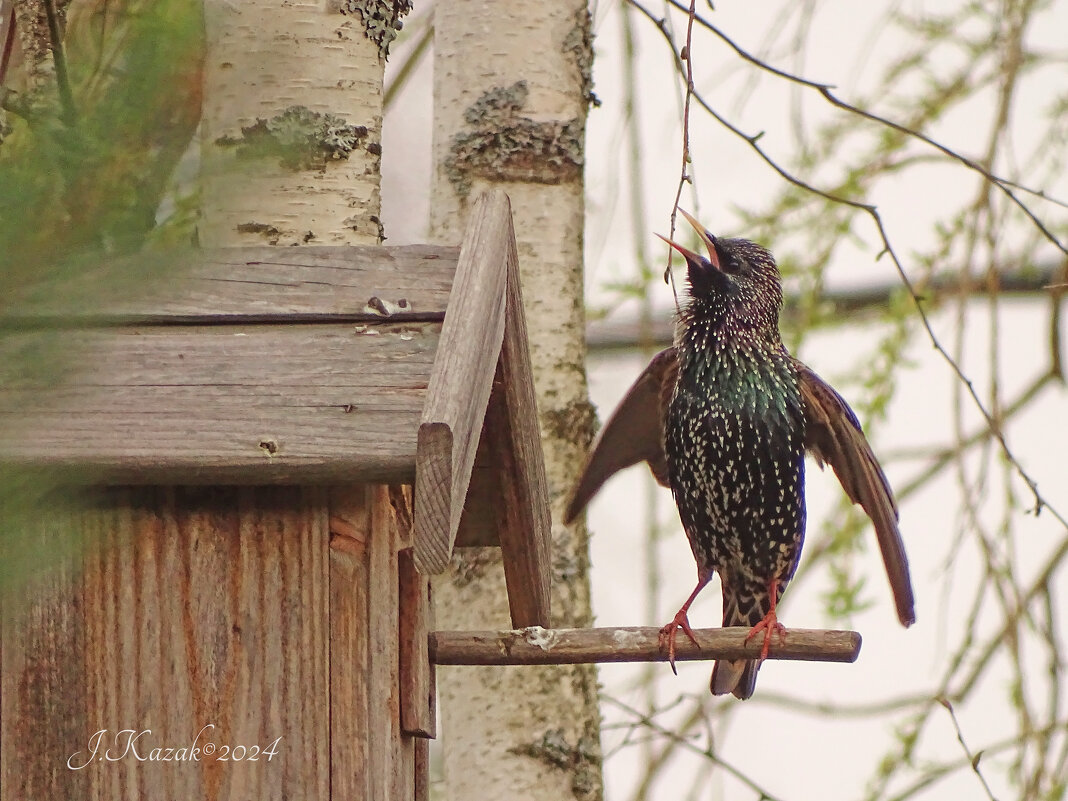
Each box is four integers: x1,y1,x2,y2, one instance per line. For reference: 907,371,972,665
710,582,775,700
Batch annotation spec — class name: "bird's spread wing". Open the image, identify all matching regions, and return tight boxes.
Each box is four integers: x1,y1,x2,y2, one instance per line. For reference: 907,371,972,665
565,348,916,628
796,360,916,627
564,347,677,523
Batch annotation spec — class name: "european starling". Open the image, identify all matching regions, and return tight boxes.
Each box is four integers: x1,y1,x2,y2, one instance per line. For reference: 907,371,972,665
566,211,915,699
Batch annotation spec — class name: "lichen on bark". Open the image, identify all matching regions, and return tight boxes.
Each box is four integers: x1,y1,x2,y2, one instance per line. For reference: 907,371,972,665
541,398,597,452
562,6,599,108
235,221,281,242
338,0,412,59
445,81,584,195
511,728,602,801
214,105,371,171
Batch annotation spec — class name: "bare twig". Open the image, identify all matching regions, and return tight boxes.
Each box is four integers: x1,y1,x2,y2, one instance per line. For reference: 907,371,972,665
430,626,861,665
585,262,1066,350
939,698,1001,801
603,695,792,801
383,12,431,110
662,0,699,313
658,0,1068,258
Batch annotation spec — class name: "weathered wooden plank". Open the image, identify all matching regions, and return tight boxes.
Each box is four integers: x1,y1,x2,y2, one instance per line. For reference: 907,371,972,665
365,486,412,801
414,738,430,801
329,486,372,800
487,231,552,628
398,548,435,738
414,192,512,574
384,486,424,796
0,323,439,484
5,245,458,321
3,488,331,801
1,521,88,801
429,626,863,666
269,488,332,799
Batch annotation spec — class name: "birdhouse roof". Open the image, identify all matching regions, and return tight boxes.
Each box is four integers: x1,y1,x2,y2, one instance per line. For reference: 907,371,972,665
0,191,551,627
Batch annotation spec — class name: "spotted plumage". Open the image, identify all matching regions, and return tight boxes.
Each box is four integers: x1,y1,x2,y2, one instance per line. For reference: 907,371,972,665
565,211,915,700
665,230,806,698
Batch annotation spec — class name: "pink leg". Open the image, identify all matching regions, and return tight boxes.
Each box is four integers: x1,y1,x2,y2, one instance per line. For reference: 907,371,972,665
658,571,712,674
743,578,787,661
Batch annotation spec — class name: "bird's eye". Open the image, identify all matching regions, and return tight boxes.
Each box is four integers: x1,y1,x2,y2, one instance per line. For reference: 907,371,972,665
724,257,745,275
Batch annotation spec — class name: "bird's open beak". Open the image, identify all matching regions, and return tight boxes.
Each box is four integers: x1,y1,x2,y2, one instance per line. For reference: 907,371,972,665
655,232,703,265
656,210,722,271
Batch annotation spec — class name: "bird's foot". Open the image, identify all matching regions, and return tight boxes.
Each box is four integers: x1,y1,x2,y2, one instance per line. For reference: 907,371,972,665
658,610,701,674
744,611,786,661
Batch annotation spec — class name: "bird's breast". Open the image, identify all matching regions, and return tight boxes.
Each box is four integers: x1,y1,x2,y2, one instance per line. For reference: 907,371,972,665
665,341,807,579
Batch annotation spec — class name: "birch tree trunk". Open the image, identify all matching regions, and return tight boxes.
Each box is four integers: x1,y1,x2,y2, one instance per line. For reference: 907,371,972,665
200,0,404,247
430,3,603,800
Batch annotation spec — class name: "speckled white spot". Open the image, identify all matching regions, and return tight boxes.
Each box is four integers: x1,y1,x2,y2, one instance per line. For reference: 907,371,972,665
519,626,559,650
612,629,645,648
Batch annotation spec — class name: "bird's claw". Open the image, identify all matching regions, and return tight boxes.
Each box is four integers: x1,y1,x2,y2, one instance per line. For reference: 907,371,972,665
744,612,787,661
658,610,701,674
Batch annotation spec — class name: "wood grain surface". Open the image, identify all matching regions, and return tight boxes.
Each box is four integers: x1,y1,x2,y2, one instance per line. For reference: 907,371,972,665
0,323,439,483
414,192,512,573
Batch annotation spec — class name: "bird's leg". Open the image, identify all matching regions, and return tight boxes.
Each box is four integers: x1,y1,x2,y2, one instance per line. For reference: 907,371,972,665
744,578,787,661
658,570,713,674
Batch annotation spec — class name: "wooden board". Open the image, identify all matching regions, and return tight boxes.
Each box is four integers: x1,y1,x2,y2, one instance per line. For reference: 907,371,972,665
366,486,414,801
398,548,434,737
486,226,552,628
0,525,88,800
328,485,420,799
2,487,331,801
0,323,439,484
5,245,458,322
328,487,373,799
414,192,512,574
0,244,458,486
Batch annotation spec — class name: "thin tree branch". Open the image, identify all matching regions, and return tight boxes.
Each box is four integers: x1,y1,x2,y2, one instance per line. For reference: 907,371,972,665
430,626,860,665
939,697,1001,801
604,694,792,801
883,718,1068,801
663,0,698,312
658,0,1068,258
383,13,431,110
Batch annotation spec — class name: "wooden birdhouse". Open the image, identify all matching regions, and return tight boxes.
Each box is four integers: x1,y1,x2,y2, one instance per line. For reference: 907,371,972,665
0,191,552,800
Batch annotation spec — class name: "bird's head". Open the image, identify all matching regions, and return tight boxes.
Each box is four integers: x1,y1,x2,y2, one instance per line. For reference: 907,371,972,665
658,210,783,334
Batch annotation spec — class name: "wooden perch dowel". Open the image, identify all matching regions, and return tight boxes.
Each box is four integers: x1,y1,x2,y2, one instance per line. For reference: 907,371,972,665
429,626,862,666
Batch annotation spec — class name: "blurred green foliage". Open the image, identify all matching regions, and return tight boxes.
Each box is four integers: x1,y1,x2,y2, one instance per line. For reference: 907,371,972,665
0,0,203,593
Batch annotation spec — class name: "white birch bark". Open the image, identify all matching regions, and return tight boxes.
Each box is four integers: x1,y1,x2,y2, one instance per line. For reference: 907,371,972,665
430,3,603,800
199,0,404,247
